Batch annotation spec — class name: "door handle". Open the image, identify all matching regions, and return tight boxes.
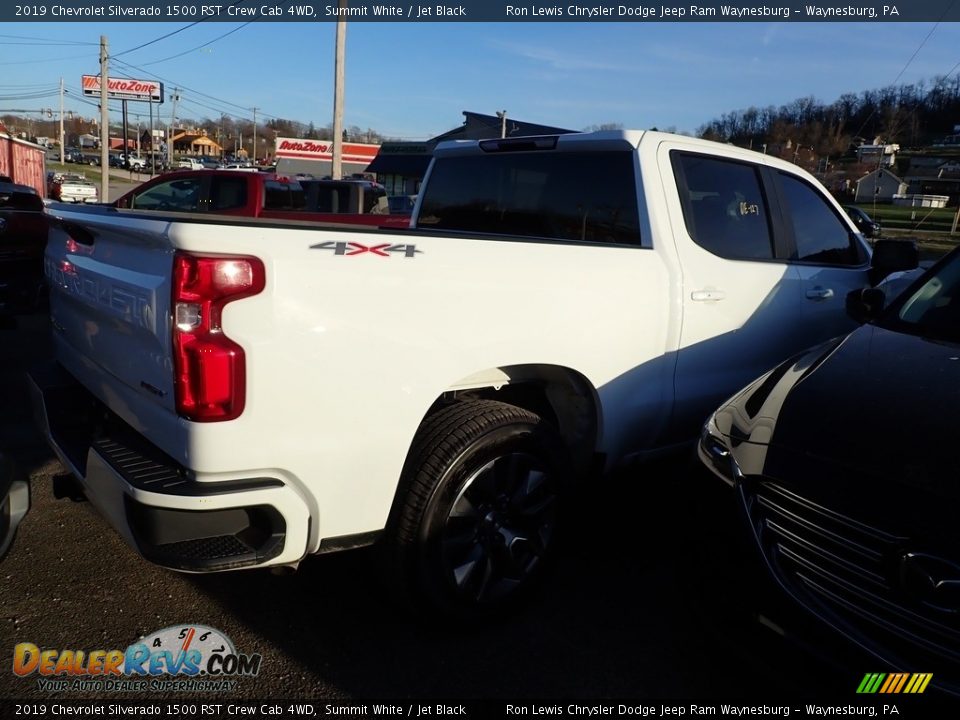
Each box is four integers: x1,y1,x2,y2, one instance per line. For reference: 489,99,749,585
691,289,726,302
805,286,835,300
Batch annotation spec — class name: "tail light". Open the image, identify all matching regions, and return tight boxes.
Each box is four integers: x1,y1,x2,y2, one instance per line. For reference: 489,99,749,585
172,252,265,422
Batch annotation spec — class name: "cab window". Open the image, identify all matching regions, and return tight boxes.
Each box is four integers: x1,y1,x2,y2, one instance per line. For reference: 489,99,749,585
778,172,863,266
130,178,202,212
264,180,305,211
673,153,774,261
208,176,248,212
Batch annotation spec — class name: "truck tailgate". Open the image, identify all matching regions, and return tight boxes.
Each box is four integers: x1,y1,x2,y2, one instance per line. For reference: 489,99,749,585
45,207,176,413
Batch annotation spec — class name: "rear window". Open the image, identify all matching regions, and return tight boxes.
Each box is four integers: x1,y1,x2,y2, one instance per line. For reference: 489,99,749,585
416,150,641,245
264,180,305,211
307,184,352,213
362,185,387,214
209,176,248,211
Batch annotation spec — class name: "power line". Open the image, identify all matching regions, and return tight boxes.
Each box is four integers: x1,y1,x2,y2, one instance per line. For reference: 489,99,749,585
852,0,957,139
111,22,208,59
111,0,254,58
0,34,95,45
0,52,92,66
0,91,60,101
111,57,281,122
137,23,254,66
0,82,64,89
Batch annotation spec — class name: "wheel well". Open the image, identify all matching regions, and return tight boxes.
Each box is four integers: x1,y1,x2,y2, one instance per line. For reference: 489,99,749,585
421,365,600,475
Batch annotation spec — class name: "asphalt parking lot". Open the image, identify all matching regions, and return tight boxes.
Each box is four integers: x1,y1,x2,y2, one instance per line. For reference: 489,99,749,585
0,310,854,702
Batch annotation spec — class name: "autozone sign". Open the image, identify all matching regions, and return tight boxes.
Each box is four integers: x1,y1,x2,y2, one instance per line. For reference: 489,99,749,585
274,137,379,164
82,75,163,103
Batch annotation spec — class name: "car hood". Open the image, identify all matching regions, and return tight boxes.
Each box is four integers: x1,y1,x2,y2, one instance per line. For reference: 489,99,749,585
715,323,960,542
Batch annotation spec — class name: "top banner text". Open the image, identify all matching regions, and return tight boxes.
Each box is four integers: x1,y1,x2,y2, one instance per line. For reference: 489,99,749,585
6,1,960,23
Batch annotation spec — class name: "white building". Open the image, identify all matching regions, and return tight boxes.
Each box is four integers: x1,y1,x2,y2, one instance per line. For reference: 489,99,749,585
855,168,907,203
857,143,899,167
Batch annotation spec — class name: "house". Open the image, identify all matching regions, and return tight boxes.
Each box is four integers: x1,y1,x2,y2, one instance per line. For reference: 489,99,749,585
903,157,960,205
169,128,222,158
857,141,899,167
854,168,907,203
365,111,576,196
138,129,166,155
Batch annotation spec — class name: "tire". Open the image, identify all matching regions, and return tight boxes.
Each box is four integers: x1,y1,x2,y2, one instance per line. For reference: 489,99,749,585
386,399,568,615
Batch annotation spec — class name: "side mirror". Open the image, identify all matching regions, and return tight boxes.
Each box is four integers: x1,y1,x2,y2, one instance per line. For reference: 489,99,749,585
870,239,919,285
847,287,886,324
0,453,30,562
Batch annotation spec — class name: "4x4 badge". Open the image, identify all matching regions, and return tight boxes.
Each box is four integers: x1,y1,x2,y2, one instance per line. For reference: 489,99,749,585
309,241,422,258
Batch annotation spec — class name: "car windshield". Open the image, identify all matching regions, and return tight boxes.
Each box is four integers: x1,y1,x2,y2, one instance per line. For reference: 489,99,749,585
881,250,960,343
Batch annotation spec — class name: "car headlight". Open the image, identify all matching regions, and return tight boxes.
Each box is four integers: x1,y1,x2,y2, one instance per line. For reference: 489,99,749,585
698,411,742,488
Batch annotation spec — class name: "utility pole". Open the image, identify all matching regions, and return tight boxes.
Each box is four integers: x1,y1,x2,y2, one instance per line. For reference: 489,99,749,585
168,87,180,165
496,110,507,138
122,99,128,161
331,0,347,180
99,35,109,201
58,77,64,163
148,101,154,176
252,107,258,165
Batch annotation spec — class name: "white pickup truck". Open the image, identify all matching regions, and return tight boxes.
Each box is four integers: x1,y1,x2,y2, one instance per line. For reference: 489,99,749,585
30,130,914,613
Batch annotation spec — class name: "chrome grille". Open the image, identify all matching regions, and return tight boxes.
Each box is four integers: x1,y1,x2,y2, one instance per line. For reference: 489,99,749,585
745,480,960,669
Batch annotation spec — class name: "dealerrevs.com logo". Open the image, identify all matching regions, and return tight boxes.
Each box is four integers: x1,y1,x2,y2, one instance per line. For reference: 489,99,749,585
12,625,261,693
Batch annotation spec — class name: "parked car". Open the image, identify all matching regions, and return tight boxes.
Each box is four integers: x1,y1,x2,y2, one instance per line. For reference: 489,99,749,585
124,155,147,171
146,157,170,173
49,173,98,203
218,163,259,172
844,205,882,238
387,194,417,215
699,244,958,695
177,158,204,170
0,180,47,314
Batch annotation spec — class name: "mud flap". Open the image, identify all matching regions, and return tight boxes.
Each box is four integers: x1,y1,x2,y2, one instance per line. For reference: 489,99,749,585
0,451,30,561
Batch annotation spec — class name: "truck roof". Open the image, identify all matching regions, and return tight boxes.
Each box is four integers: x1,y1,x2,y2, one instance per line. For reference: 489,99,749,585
431,128,826,186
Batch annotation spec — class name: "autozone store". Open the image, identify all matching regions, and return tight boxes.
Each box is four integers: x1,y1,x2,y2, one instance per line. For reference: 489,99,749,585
273,138,380,178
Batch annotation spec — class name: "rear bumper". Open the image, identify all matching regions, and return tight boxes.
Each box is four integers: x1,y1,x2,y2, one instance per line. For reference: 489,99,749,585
28,363,311,572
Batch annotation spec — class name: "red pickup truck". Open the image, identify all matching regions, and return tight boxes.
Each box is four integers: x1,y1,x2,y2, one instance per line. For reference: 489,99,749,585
113,171,410,228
